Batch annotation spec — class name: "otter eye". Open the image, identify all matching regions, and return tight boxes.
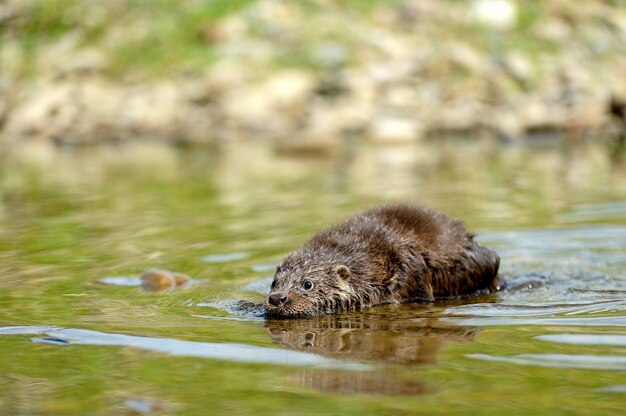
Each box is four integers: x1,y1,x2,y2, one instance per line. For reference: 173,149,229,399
303,280,313,291
271,280,276,290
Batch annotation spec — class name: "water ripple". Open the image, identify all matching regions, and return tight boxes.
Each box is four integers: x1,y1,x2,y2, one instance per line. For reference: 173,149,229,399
536,334,626,346
200,252,250,263
445,300,626,318
480,226,626,259
442,316,626,327
0,325,365,370
557,201,626,223
469,353,626,371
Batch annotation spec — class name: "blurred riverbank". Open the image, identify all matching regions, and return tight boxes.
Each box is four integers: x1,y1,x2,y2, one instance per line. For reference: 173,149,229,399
1,0,625,148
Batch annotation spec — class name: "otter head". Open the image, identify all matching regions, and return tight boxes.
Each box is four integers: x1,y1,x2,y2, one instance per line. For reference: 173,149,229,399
264,254,353,318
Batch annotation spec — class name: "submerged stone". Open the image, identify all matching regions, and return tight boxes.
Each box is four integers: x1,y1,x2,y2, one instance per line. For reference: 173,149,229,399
139,269,176,292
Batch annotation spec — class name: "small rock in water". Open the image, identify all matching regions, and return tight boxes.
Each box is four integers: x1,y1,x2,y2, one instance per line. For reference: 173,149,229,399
139,269,176,292
139,269,192,292
172,272,191,287
101,269,193,292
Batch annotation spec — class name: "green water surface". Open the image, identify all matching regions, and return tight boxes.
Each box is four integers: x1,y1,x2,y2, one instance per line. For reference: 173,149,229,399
1,139,625,415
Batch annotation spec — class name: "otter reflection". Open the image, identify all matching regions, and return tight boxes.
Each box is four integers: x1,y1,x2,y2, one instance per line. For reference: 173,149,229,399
266,310,477,365
291,367,431,396
265,304,479,395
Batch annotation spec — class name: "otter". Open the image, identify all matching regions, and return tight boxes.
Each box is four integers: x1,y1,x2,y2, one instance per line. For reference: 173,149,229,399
264,204,500,318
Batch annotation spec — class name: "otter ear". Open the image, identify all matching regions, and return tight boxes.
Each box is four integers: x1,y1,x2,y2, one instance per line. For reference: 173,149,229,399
335,265,351,281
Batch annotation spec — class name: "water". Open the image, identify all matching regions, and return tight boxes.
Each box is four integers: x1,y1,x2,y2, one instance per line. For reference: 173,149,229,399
1,139,625,415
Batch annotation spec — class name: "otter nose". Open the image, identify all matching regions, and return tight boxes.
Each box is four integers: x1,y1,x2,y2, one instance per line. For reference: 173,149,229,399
268,293,287,306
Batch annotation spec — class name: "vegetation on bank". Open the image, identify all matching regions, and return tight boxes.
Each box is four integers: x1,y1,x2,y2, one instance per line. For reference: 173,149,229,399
4,0,622,79
3,0,255,77
1,1,625,144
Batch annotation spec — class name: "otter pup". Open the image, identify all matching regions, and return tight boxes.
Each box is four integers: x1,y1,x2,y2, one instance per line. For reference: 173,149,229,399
265,204,500,318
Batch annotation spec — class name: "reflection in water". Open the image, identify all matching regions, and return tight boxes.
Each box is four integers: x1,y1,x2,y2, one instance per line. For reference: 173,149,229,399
481,226,626,261
597,384,626,393
444,315,626,327
537,334,626,346
445,299,626,318
265,311,477,395
2,139,625,233
199,252,250,263
265,313,477,364
0,326,356,369
289,368,430,396
470,353,626,371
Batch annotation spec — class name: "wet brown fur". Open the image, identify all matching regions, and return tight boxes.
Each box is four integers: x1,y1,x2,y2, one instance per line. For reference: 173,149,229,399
265,204,500,318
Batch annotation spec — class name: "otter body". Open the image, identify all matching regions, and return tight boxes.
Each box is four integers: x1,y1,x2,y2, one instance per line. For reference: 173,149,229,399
265,204,500,318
